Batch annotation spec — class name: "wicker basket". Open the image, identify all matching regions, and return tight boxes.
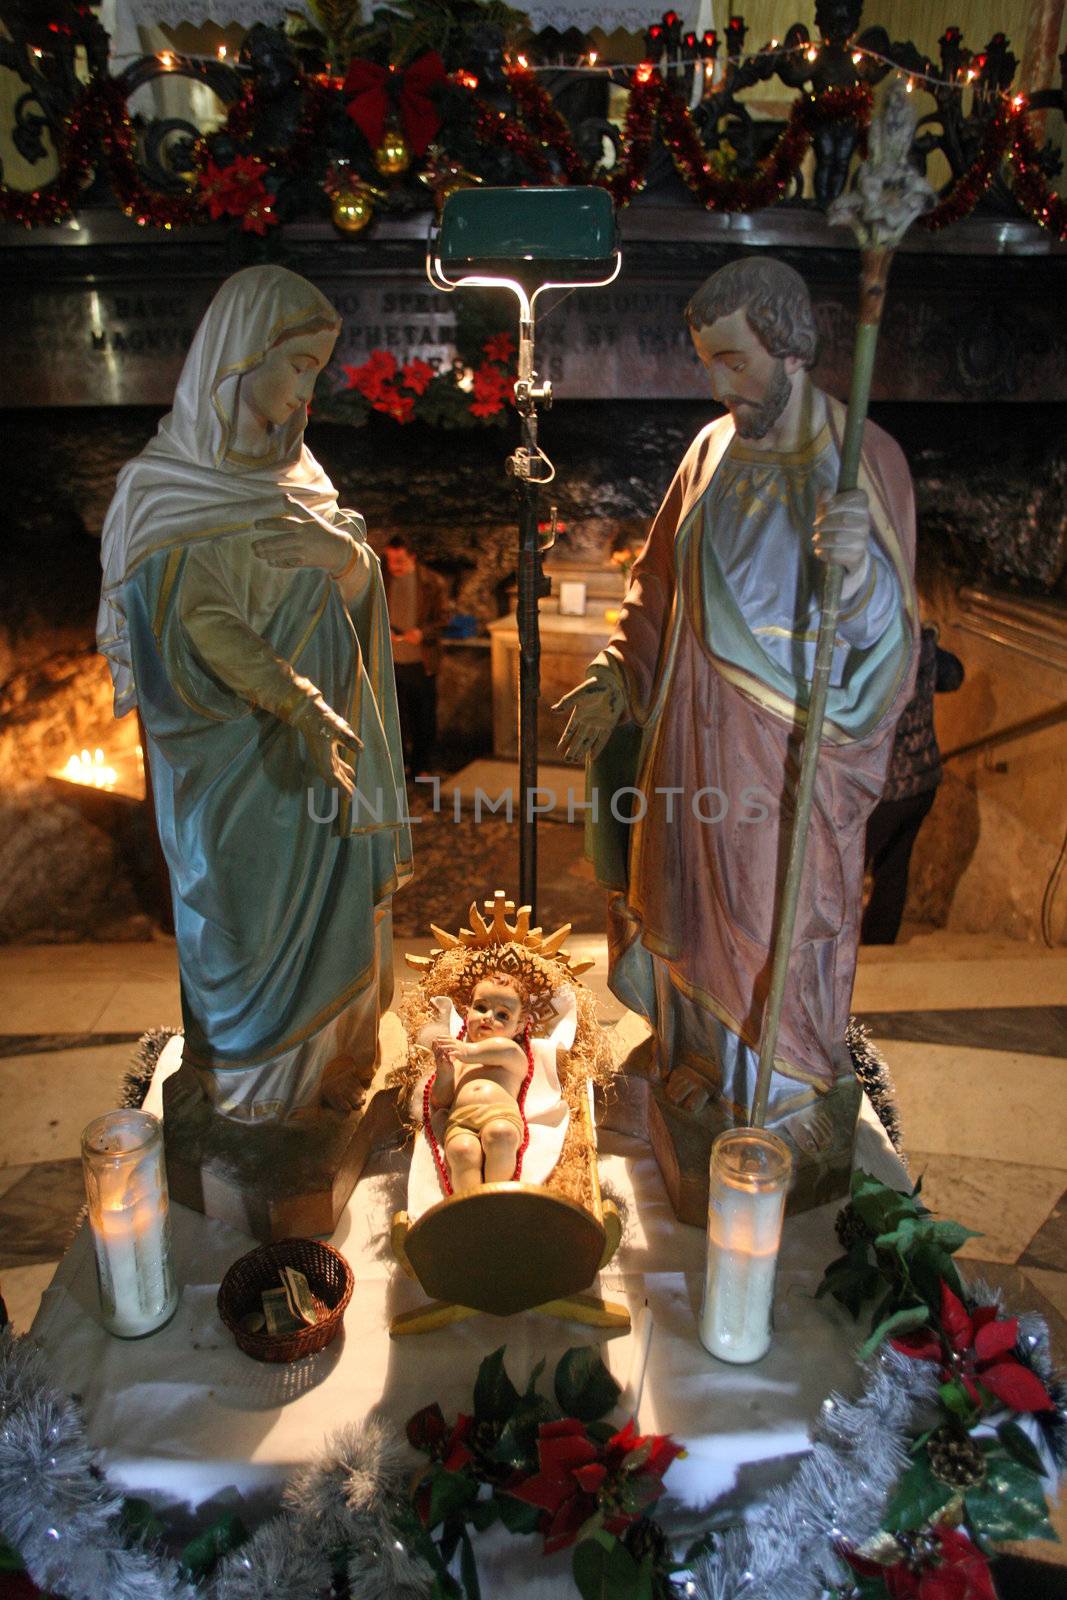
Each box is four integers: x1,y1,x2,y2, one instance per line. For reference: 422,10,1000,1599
217,1237,354,1363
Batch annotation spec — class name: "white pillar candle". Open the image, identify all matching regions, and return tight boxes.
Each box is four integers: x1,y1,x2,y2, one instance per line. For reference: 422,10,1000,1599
699,1129,792,1364
82,1110,178,1338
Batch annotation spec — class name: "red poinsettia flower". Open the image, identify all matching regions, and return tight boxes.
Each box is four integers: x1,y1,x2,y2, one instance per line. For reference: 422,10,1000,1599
375,389,416,424
892,1282,1055,1414
508,1419,604,1553
483,332,516,364
198,153,275,227
843,1526,998,1600
401,358,435,395
470,363,514,418
506,1416,682,1555
343,350,399,402
240,194,278,236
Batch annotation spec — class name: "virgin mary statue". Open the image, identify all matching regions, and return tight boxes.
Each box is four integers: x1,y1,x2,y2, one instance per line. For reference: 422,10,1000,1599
97,266,412,1123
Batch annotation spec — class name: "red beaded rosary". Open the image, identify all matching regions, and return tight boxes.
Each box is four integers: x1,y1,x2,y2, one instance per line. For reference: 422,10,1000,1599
422,1018,535,1198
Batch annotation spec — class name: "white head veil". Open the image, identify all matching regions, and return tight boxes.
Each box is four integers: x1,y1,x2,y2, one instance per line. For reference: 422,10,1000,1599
97,265,342,715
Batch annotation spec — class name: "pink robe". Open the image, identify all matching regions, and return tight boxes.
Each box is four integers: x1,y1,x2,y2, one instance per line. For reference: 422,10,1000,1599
589,395,919,1104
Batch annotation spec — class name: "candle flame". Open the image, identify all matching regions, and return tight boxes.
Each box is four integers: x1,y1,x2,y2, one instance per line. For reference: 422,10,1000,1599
63,748,119,789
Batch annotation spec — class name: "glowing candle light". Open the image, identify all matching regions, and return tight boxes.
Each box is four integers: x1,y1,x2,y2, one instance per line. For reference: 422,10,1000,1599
81,1111,178,1339
699,1129,792,1364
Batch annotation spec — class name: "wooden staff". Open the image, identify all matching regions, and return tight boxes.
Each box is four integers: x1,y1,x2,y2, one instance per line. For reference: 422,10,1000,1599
750,83,934,1127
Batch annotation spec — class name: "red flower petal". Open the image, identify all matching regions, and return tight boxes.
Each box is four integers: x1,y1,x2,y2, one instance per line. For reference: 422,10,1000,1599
543,1492,595,1554
572,1462,608,1493
508,1471,572,1514
538,1433,599,1475
940,1282,974,1353
539,1418,589,1440
979,1355,1056,1413
974,1316,1018,1362
891,1331,941,1363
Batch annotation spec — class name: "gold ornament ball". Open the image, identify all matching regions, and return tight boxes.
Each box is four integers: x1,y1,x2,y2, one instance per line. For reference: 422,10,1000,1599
331,188,373,235
375,128,411,177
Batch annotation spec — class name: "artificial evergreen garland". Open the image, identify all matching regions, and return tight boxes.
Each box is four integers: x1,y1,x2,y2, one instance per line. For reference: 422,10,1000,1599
2,1171,1064,1600
2,50,1062,241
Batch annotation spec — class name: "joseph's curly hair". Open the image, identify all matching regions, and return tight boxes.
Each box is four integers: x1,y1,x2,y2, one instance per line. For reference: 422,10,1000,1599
685,256,818,369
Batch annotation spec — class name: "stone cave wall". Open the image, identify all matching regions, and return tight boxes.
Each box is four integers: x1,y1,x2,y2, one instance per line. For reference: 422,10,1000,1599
1,399,1065,942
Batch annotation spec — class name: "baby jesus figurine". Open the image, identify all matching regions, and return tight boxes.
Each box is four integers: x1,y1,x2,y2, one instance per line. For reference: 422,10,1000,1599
429,975,533,1195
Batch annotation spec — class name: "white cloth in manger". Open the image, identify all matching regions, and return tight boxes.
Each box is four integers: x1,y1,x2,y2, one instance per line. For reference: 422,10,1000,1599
407,987,576,1219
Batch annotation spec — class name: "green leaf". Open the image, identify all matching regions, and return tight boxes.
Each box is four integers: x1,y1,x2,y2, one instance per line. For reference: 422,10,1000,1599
927,1220,981,1254
816,1245,883,1320
523,1357,546,1398
883,1454,955,1533
473,1346,520,1424
178,1512,249,1578
555,1346,622,1423
458,1527,482,1600
573,1533,645,1600
494,1492,543,1535
965,1448,1055,1543
875,1216,921,1254
939,1380,978,1423
851,1173,918,1237
120,1497,167,1544
0,1537,25,1574
859,1303,930,1360
428,1466,478,1530
997,1420,1047,1477
468,1495,498,1533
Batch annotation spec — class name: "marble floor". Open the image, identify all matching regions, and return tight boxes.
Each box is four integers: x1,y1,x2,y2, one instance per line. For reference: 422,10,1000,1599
2,930,1066,1575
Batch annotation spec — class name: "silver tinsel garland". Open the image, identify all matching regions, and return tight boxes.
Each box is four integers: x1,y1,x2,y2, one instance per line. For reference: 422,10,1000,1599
692,1346,939,1600
0,1310,1053,1600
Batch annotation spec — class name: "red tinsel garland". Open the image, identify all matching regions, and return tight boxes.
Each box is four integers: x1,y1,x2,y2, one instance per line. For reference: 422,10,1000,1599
2,61,1064,243
1011,114,1067,240
473,99,555,181
500,64,871,215
917,103,1013,232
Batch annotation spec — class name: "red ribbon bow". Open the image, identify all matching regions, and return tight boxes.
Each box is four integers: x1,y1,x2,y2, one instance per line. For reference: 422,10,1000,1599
343,51,446,157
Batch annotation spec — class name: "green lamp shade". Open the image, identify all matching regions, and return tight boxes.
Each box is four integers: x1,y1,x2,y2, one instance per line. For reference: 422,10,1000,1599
438,185,616,268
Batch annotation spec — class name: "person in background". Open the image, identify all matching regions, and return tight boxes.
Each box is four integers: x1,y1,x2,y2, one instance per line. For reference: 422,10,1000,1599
382,534,450,778
862,623,964,944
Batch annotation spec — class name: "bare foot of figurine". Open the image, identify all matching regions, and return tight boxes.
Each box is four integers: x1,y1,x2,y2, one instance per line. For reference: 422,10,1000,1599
319,1053,369,1115
663,1064,714,1113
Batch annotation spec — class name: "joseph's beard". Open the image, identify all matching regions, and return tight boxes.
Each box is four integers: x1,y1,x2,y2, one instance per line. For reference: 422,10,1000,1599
728,359,792,439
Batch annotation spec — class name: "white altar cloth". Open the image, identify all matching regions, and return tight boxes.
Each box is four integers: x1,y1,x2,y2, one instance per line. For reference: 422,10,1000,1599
31,1046,906,1587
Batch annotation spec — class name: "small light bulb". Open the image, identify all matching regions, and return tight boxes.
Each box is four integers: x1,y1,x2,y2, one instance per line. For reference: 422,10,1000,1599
806,45,818,63
588,49,598,66
217,44,227,59
905,76,914,92
770,38,779,48
852,51,862,64
966,67,976,81
517,53,528,69
159,50,174,68
32,46,43,58
1012,93,1025,109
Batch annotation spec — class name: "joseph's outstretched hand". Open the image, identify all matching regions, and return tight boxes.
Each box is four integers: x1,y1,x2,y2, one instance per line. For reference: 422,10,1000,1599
553,667,626,763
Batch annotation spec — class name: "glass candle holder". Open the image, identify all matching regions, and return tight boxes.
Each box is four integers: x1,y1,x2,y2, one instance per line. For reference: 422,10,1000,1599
699,1128,792,1364
81,1110,178,1338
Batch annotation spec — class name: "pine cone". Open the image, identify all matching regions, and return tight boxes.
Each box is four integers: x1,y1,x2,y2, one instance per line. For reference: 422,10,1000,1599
623,1518,669,1566
927,1424,987,1489
835,1202,871,1253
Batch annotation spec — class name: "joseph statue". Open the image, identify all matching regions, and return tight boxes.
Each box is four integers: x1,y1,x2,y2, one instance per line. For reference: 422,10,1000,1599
556,257,918,1147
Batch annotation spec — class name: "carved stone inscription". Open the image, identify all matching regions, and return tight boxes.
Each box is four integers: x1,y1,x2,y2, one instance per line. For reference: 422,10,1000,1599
2,261,1064,406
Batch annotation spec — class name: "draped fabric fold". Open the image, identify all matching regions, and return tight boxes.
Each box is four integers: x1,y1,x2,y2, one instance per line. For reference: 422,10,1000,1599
97,265,412,1121
586,397,918,1107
